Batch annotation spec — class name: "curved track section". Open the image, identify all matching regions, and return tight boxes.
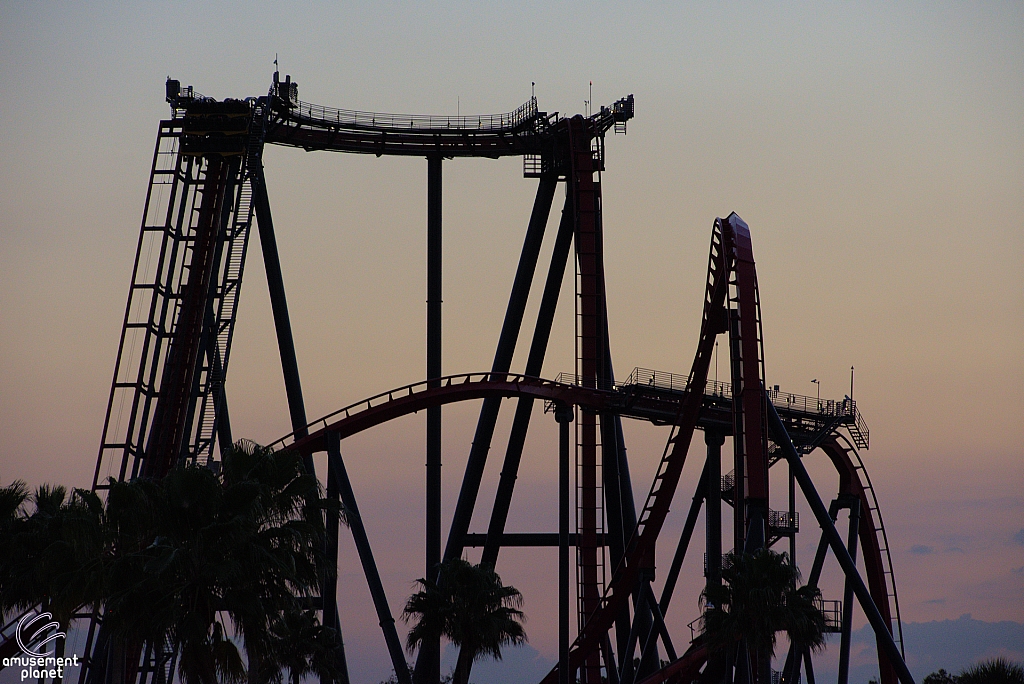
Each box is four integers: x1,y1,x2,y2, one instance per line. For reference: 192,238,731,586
819,434,906,681
836,432,906,658
537,214,736,682
272,372,702,456
256,214,907,684
636,434,905,684
262,79,634,157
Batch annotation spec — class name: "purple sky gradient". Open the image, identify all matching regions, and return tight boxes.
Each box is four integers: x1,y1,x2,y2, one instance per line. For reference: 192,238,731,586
1,3,1022,681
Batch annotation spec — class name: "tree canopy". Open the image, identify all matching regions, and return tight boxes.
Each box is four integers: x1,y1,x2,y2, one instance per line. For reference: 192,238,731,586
700,548,828,683
403,558,526,684
0,442,344,684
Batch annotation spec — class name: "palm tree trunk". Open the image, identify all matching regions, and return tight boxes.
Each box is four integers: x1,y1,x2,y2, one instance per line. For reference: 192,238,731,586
453,646,473,684
735,639,752,684
758,645,771,684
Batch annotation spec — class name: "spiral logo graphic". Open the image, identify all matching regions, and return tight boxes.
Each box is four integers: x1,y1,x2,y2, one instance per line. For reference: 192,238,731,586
16,612,66,658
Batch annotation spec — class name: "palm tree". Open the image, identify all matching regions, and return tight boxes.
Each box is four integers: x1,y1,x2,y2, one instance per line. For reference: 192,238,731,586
700,549,827,684
0,481,106,640
958,658,1024,684
1,442,344,684
403,558,527,684
102,442,342,684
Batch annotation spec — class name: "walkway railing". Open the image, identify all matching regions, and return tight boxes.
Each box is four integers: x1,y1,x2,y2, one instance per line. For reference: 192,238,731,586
619,367,865,434
286,96,540,132
271,367,868,453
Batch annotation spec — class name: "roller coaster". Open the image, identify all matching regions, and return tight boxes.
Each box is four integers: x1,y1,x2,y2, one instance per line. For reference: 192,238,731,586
2,73,914,684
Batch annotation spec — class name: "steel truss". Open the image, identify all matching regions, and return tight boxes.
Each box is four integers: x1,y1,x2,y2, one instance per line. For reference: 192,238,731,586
0,73,914,684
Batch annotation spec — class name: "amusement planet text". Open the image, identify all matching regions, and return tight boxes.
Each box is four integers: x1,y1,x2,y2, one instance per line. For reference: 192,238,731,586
3,654,81,681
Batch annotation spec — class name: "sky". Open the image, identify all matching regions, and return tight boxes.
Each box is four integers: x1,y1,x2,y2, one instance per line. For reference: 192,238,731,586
1,2,1022,682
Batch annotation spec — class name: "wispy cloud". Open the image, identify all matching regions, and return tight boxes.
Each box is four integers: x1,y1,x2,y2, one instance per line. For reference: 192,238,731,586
1013,529,1024,546
911,544,935,555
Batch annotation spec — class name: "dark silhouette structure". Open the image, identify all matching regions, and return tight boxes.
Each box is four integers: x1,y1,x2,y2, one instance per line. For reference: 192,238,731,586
0,74,914,684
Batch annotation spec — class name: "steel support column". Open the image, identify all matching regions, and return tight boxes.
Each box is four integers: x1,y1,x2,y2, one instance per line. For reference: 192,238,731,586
705,428,725,593
322,440,350,684
557,404,574,684
327,432,411,684
569,118,604,683
790,461,797,566
423,153,443,684
252,162,311,466
838,498,861,684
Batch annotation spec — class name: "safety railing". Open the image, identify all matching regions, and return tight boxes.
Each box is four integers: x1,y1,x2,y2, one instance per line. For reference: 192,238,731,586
767,509,799,532
619,368,864,433
772,669,802,684
817,598,843,632
623,366,693,393
286,96,540,132
551,372,619,392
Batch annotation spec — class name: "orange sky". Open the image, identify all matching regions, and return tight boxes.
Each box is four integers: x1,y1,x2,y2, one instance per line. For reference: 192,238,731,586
1,3,1022,681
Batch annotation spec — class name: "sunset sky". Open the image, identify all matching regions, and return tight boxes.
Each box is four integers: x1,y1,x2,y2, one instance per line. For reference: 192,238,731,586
1,3,1022,682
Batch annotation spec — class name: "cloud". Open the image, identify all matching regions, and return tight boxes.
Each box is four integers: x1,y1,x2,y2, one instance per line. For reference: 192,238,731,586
1013,529,1024,546
910,544,935,555
840,616,1024,682
1012,565,1024,575
925,598,946,604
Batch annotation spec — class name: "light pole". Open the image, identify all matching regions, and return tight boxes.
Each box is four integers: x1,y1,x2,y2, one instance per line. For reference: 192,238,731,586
811,378,820,410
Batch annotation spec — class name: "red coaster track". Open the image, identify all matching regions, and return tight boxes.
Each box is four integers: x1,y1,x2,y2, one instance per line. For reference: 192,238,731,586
0,75,915,684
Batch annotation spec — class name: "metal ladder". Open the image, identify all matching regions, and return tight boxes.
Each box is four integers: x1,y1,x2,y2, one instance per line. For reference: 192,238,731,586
189,99,267,462
574,418,607,635
93,120,203,488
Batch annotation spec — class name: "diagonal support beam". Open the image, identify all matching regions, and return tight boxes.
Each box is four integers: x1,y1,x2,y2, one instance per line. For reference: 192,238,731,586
445,172,558,563
480,185,571,567
767,401,915,684
659,461,708,615
327,432,410,684
641,583,677,662
252,162,311,470
838,498,861,684
434,173,556,684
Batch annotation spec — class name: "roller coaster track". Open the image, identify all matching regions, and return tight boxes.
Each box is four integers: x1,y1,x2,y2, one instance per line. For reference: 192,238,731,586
263,212,901,684
23,73,911,684
822,433,906,660
262,76,634,159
